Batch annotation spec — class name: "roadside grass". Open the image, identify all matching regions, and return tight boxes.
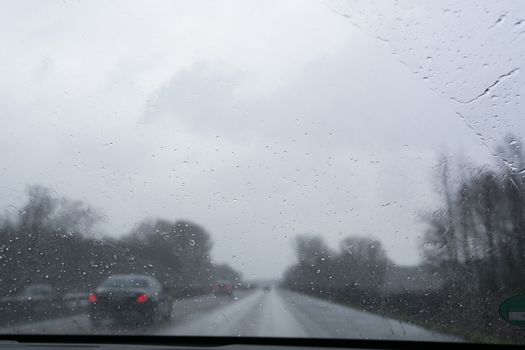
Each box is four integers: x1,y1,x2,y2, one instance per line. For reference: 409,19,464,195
367,306,512,344
292,289,517,345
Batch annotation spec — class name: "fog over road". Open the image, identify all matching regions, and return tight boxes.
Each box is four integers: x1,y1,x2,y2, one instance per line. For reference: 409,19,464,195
0,288,459,342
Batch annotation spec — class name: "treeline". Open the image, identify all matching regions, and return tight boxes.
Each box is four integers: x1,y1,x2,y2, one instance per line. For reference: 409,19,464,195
417,135,525,341
422,136,525,294
0,186,241,297
282,235,389,305
282,136,525,343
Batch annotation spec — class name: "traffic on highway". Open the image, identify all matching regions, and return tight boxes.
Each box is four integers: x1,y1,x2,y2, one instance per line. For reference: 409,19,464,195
1,0,524,348
0,278,456,342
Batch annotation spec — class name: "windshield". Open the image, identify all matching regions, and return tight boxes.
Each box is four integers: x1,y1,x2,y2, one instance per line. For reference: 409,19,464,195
0,0,524,345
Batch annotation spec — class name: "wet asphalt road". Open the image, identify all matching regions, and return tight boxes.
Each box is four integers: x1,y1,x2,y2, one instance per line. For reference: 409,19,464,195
0,288,460,342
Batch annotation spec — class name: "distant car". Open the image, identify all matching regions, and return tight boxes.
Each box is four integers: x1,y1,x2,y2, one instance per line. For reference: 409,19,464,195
88,274,172,327
263,285,271,292
212,280,234,297
20,284,56,301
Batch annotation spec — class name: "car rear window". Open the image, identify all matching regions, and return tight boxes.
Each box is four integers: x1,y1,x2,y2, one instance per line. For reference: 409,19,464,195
100,278,149,289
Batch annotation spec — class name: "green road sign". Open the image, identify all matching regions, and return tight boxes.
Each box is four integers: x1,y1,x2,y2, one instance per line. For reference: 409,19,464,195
499,294,525,328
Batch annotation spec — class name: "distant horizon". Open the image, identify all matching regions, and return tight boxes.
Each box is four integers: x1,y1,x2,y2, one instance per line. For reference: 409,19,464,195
1,0,523,280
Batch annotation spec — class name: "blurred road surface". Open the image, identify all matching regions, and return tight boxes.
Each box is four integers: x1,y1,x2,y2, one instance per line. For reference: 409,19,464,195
0,288,460,342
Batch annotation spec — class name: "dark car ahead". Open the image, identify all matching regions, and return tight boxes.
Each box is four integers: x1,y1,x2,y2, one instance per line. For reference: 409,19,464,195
88,274,172,327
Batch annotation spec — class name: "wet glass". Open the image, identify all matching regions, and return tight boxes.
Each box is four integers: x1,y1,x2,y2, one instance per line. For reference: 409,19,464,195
0,0,524,345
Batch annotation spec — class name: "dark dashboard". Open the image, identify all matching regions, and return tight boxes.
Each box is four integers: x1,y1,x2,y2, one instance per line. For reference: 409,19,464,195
0,336,519,350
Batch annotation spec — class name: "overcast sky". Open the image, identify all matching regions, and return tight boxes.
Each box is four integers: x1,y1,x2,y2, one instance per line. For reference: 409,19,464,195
1,0,524,279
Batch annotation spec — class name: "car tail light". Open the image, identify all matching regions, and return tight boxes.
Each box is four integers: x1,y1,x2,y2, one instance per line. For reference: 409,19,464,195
136,293,149,303
88,293,97,303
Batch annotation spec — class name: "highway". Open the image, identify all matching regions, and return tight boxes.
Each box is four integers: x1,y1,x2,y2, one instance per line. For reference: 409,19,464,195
0,288,460,342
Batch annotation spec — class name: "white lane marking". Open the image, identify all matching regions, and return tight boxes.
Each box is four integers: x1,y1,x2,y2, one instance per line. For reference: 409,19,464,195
162,290,265,336
280,289,461,341
255,289,308,337
164,288,309,337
